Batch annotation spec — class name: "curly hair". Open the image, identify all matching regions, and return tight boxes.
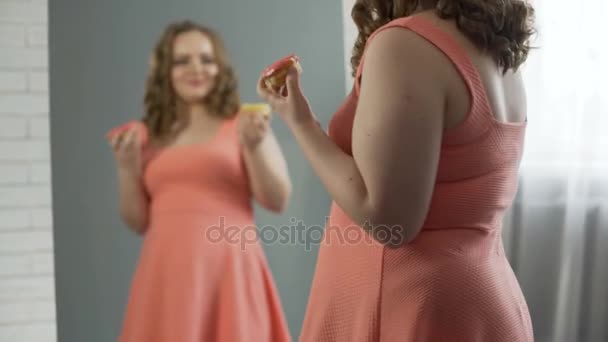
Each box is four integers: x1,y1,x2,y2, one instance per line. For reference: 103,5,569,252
350,0,536,77
142,20,240,140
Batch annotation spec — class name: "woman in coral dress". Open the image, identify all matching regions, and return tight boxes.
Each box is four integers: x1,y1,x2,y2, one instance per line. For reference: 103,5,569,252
107,20,292,342
257,0,536,341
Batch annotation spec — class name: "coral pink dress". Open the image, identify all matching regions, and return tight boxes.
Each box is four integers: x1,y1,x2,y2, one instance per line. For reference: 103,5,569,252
299,16,534,342
118,117,291,342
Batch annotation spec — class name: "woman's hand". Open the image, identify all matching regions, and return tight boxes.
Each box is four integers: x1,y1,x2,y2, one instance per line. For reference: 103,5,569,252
256,66,317,128
237,111,270,151
108,128,142,175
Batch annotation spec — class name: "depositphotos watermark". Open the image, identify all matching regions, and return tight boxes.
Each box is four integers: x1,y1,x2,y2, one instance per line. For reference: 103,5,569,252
203,217,406,251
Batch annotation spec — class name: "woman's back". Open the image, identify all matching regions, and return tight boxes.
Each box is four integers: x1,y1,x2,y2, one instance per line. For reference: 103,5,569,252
417,11,528,128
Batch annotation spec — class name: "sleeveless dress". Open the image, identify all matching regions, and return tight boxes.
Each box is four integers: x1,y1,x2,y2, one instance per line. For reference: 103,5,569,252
118,117,292,342
299,15,534,342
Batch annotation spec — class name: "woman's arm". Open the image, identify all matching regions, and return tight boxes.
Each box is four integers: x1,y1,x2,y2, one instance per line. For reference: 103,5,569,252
109,128,150,234
259,28,445,246
239,115,292,213
116,167,149,234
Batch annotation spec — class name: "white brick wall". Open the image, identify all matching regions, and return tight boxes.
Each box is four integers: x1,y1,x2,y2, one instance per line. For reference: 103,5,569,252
0,71,27,91
0,0,56,341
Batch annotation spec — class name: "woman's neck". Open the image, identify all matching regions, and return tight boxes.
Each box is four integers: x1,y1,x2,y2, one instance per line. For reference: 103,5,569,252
177,102,215,125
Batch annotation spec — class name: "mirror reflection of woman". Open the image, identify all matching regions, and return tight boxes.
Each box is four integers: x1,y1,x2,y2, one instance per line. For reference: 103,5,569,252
108,21,292,342
258,0,536,341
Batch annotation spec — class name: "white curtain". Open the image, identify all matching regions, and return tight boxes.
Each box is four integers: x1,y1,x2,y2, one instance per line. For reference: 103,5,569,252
341,1,608,341
503,1,608,341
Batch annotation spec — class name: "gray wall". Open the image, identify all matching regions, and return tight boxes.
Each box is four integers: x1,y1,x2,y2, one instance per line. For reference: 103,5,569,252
49,1,345,341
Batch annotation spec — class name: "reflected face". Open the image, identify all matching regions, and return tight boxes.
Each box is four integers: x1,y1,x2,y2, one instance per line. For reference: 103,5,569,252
170,30,219,104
